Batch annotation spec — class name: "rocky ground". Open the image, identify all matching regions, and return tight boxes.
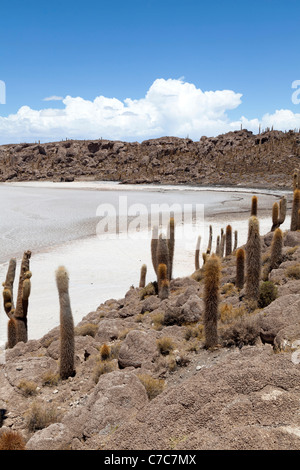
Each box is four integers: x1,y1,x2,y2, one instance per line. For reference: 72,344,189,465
1,128,300,189
1,211,300,450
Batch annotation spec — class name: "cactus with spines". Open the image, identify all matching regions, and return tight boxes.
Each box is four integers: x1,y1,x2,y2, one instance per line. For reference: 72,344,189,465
271,202,279,231
195,236,201,270
278,196,287,226
233,230,238,251
14,251,32,344
139,264,147,288
291,189,300,231
56,266,75,380
2,258,16,316
293,170,299,191
156,233,169,281
225,225,232,256
251,195,258,216
7,316,17,349
167,217,175,281
215,235,221,257
270,228,283,270
245,216,261,304
236,248,245,289
220,232,225,258
151,225,159,275
206,225,213,254
157,263,169,300
203,254,221,349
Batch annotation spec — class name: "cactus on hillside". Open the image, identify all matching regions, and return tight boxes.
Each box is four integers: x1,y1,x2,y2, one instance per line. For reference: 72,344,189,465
278,196,287,226
251,195,258,216
271,202,279,231
156,233,169,281
233,230,238,251
236,248,245,289
203,254,221,349
157,263,169,300
245,216,261,303
291,189,300,231
195,235,201,270
206,225,213,254
225,225,232,256
13,251,32,344
151,225,159,275
139,264,147,288
270,228,283,270
167,217,175,281
56,266,75,380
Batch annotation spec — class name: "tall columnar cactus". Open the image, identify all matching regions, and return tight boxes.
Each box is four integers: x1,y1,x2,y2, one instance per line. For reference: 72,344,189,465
236,248,245,289
56,266,75,380
233,230,238,251
271,202,279,231
14,251,32,343
139,264,147,288
225,225,232,256
151,225,159,275
270,228,283,270
2,258,16,315
206,225,213,254
293,171,298,191
278,196,287,226
7,317,17,349
220,232,225,258
157,263,169,300
291,189,300,231
156,233,169,281
245,216,261,303
203,254,221,349
251,195,258,216
195,236,201,270
216,235,220,257
167,217,175,281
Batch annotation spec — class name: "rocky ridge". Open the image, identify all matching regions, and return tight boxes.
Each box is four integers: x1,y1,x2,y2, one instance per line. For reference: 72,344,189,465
1,129,300,189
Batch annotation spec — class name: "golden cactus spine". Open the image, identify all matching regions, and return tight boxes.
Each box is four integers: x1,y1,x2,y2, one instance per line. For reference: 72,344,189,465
203,254,221,349
56,266,75,380
245,216,261,303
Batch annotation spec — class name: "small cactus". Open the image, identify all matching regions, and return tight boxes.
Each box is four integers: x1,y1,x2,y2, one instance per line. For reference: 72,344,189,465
167,217,175,281
270,228,283,270
14,251,32,344
251,195,258,216
206,225,213,254
100,343,111,361
271,202,279,231
151,225,159,275
139,264,147,288
278,196,287,225
156,233,169,281
157,263,169,300
233,230,238,251
56,266,75,380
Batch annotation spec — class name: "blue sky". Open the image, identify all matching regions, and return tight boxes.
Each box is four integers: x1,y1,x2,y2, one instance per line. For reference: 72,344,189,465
0,0,299,143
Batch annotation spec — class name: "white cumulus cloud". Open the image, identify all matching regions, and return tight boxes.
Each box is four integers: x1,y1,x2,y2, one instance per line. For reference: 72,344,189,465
0,78,299,145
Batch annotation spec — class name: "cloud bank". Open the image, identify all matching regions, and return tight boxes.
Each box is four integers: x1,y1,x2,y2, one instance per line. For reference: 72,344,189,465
0,78,299,144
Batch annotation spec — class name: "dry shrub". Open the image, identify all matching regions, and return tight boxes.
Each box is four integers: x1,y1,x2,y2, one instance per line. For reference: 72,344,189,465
285,264,300,280
151,312,164,330
41,371,60,387
138,374,165,400
219,303,247,324
25,402,60,432
100,343,111,361
258,281,278,308
156,337,175,355
17,380,38,397
0,430,26,450
93,360,116,384
220,315,261,348
74,323,98,337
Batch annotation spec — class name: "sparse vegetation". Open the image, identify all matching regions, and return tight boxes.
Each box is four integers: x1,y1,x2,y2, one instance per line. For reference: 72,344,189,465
25,402,60,432
138,374,165,400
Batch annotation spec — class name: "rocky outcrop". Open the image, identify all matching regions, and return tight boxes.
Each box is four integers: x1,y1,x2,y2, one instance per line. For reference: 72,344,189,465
0,129,299,189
